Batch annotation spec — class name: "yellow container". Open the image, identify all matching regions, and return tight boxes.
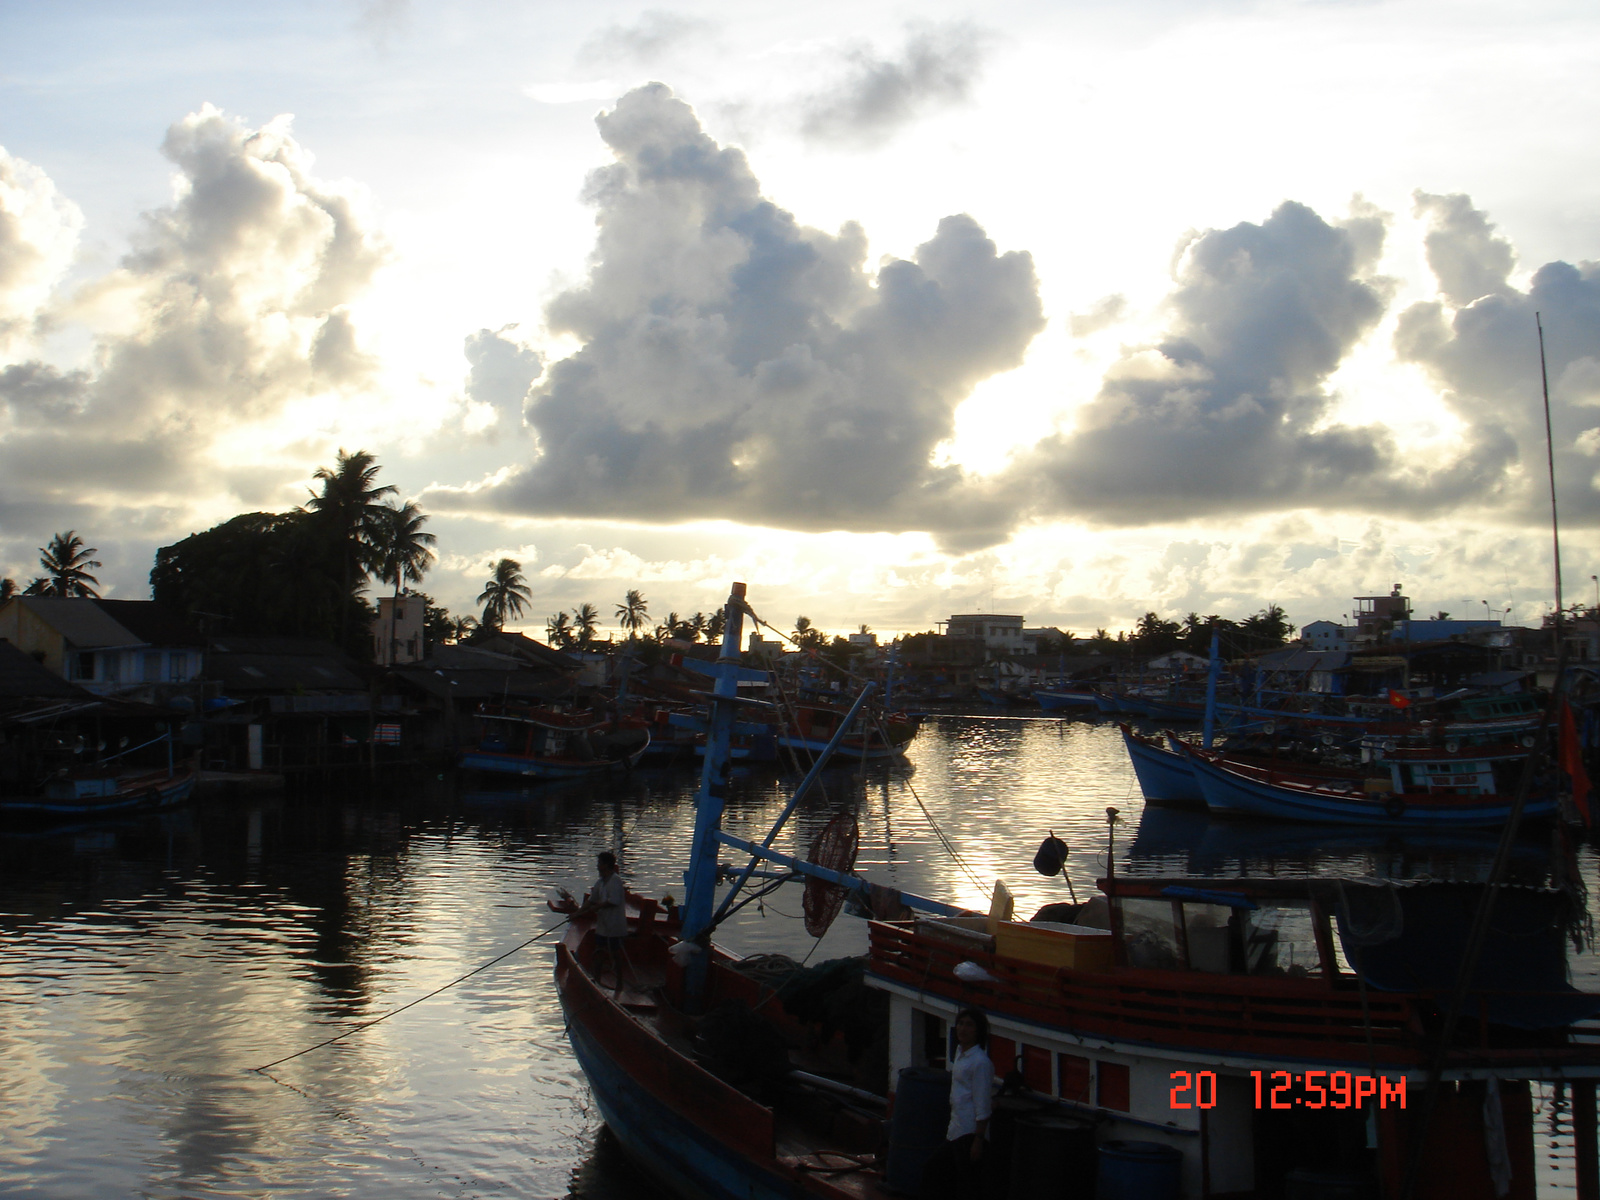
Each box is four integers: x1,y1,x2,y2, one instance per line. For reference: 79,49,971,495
993,920,1114,970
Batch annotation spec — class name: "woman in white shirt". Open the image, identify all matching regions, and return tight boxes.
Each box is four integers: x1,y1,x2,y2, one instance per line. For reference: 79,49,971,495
922,1007,996,1199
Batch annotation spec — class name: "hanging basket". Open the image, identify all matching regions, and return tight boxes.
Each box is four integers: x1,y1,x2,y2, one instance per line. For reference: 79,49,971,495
802,809,860,937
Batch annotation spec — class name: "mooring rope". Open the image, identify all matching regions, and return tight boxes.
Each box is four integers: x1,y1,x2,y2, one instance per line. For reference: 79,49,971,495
252,916,570,1073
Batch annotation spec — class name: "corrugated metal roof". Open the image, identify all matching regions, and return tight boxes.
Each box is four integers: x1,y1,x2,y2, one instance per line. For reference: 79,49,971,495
0,639,90,700
14,597,141,649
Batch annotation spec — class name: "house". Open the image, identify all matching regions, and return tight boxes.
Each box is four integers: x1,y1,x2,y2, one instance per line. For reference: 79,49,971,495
0,596,204,699
384,642,584,755
371,595,426,666
1301,620,1349,652
202,636,372,772
944,614,1027,656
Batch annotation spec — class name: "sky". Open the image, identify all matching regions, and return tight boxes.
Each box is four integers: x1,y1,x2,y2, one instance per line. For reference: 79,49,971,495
2,0,1598,641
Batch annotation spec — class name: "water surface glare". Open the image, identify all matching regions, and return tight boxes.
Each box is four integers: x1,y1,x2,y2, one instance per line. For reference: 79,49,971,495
2,717,1594,1197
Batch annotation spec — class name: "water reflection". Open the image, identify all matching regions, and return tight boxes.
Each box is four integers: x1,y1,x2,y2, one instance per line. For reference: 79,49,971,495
1,716,1594,1198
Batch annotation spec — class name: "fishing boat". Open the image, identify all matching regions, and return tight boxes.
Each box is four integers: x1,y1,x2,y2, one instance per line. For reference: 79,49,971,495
1179,740,1558,827
461,703,650,779
553,583,1600,1200
1032,687,1099,712
775,699,919,762
0,761,196,817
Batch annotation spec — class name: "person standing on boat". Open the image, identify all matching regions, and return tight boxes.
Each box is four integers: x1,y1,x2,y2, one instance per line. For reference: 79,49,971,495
922,1007,995,1199
579,851,631,992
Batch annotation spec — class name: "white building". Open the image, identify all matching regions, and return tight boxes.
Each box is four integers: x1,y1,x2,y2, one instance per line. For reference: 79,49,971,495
945,613,1027,655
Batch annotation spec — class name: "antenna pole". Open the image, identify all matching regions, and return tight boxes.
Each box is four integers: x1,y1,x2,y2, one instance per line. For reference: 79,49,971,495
1538,312,1564,655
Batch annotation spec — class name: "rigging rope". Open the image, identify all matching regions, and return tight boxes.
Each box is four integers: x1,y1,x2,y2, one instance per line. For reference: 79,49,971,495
251,917,570,1073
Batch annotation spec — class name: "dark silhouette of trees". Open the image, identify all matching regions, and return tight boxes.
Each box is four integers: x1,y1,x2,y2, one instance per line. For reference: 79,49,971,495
151,510,369,654
574,603,600,646
478,558,532,630
615,589,648,639
37,531,102,597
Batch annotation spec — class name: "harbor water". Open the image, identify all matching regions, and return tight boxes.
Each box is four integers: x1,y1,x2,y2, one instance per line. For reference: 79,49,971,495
2,715,1596,1198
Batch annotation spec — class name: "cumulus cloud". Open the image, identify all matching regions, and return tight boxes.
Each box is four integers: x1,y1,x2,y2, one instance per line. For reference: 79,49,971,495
1068,294,1127,337
0,105,387,512
1011,200,1522,526
1395,191,1600,525
431,84,1043,550
0,146,82,351
798,22,990,147
578,10,712,65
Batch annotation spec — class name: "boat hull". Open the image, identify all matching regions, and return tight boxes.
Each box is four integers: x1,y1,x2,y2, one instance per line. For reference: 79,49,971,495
461,742,647,779
556,940,802,1200
1,769,196,817
1034,689,1098,711
1119,725,1204,808
1183,746,1556,827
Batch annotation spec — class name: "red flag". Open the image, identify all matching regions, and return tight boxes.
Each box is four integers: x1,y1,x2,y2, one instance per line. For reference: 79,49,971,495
1559,699,1593,827
1387,689,1411,709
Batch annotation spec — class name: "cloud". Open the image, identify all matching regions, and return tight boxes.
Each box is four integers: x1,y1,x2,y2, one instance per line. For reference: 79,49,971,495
0,145,82,351
1395,191,1600,525
1068,294,1127,337
578,11,712,66
0,105,387,514
430,84,1044,551
798,22,990,147
1009,199,1519,525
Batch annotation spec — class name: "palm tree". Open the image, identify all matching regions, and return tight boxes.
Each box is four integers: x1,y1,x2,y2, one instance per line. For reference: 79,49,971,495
478,558,532,630
305,449,396,643
793,615,826,651
38,531,103,598
688,612,707,642
615,589,648,639
451,614,479,643
372,500,437,664
22,577,51,596
573,602,600,646
546,611,573,647
706,608,726,642
0,578,15,602
306,449,395,580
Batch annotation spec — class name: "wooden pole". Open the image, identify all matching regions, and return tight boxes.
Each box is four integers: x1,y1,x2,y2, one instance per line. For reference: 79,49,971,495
1575,1079,1599,1200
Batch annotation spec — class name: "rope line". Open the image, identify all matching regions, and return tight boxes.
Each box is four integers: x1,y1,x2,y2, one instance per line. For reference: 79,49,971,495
251,917,570,1073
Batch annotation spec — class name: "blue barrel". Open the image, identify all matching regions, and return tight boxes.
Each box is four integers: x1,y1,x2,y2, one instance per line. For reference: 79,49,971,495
886,1067,951,1195
1097,1139,1181,1200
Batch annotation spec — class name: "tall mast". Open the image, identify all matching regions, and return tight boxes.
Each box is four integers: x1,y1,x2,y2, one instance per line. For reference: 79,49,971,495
1538,312,1564,655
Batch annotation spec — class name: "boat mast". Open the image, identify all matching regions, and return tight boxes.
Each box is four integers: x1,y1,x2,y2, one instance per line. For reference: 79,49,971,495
680,583,749,992
1538,312,1565,655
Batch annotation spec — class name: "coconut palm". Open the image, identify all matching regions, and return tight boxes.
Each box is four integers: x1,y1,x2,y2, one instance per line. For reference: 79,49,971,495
372,500,437,662
793,615,826,651
478,558,532,630
306,449,396,586
38,531,103,598
615,589,648,639
22,577,51,596
0,578,15,602
305,450,396,647
573,602,600,646
546,611,573,647
706,608,726,641
451,614,479,643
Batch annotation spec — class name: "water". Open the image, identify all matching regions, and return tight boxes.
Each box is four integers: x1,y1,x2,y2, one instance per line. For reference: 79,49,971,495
1,716,1594,1198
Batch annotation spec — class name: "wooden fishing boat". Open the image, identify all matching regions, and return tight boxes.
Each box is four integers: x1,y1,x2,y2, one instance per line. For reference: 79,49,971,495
775,700,918,762
1033,687,1099,712
461,703,650,778
553,584,1600,1200
1179,741,1558,827
0,761,196,817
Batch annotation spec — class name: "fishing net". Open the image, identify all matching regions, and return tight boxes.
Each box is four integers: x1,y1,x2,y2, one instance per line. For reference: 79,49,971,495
803,810,860,937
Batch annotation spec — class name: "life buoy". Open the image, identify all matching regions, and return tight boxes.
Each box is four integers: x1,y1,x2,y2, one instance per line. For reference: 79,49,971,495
1384,795,1406,819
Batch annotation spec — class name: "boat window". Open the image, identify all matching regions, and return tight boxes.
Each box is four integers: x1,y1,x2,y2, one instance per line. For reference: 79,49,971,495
1119,899,1184,970
1182,903,1236,973
1242,903,1324,978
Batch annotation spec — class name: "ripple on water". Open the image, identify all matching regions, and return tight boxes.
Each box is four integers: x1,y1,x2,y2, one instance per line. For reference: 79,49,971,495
1,716,1595,1197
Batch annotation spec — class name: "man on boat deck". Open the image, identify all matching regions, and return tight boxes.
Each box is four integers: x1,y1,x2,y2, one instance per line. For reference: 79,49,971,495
922,1007,996,1199
579,851,632,992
